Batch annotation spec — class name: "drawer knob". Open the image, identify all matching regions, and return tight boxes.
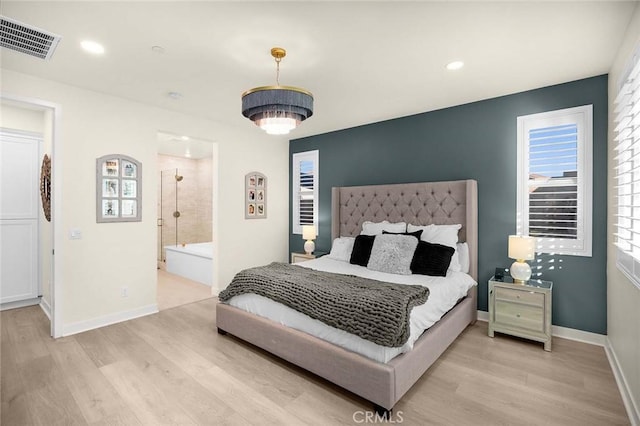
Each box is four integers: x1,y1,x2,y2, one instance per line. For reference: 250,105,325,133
516,313,521,318
516,295,520,299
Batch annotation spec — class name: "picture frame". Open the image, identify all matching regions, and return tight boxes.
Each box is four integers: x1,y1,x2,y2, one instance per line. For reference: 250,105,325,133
102,199,119,218
122,179,137,198
103,159,119,177
122,160,137,178
96,154,142,223
121,200,137,218
103,179,119,197
245,171,266,219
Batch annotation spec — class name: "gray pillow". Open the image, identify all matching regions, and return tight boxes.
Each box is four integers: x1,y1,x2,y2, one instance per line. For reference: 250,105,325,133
367,234,419,275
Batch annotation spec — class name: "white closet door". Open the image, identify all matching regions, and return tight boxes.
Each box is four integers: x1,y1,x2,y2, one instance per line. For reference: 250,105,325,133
0,220,38,303
0,132,40,304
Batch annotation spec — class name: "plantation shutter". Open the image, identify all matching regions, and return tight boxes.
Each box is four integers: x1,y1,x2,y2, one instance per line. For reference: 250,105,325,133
298,160,315,225
614,50,640,284
527,124,579,239
292,150,318,234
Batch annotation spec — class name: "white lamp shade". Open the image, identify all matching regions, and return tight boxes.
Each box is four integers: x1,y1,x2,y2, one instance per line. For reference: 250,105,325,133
508,235,536,260
302,225,316,241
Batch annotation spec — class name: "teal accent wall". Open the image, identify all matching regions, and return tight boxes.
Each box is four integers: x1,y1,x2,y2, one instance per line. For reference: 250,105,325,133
290,75,608,334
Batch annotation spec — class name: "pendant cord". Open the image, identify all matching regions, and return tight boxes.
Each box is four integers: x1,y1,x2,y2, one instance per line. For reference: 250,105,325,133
275,57,281,86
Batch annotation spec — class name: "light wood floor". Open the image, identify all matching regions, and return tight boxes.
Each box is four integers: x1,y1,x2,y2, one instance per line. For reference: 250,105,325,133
1,300,630,425
157,269,213,311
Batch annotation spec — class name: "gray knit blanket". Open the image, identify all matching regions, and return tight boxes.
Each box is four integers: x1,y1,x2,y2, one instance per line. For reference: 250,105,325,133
218,262,429,347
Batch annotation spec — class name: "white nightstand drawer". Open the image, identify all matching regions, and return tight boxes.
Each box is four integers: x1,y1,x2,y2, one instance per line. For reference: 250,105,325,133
495,287,544,306
495,301,544,333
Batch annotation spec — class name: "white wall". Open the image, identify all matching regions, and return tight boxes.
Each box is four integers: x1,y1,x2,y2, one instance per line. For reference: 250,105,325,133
607,3,640,422
1,69,289,333
1,103,44,132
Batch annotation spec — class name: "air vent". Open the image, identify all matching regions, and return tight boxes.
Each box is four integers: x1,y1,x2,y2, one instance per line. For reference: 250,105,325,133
0,16,61,60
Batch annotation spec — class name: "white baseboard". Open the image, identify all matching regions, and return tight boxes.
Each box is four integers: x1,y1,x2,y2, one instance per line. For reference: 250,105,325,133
476,310,606,346
605,338,640,426
40,297,52,320
551,324,607,346
62,303,158,337
0,297,41,311
477,310,489,322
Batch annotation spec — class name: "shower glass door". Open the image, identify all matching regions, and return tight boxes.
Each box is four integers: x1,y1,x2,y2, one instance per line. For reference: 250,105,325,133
158,168,180,262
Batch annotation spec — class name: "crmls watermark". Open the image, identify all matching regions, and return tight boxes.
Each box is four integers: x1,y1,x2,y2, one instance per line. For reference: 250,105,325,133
352,410,404,424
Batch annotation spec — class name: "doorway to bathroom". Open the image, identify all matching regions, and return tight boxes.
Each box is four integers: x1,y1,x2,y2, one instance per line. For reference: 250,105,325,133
157,131,214,310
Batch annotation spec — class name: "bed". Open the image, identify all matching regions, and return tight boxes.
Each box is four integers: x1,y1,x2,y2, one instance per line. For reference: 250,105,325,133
216,179,478,412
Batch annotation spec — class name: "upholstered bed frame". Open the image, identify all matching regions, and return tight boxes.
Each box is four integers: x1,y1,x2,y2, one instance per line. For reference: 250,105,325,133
216,179,478,411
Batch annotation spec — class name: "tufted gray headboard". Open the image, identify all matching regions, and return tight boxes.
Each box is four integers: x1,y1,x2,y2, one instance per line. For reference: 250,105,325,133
331,179,478,280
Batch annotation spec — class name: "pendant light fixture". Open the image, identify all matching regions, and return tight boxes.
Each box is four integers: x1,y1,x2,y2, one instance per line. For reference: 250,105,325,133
241,47,313,135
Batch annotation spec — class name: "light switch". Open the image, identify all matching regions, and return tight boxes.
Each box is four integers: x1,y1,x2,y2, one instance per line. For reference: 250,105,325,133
69,228,82,240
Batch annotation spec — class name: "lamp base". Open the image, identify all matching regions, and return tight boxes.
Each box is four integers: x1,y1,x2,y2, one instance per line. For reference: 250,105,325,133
510,260,531,283
304,240,315,255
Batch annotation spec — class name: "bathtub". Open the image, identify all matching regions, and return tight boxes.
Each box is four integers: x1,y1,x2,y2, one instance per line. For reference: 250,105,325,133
165,242,213,286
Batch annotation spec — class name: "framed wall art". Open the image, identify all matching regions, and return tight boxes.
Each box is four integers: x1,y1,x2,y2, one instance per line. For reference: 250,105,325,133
245,171,266,219
96,154,142,223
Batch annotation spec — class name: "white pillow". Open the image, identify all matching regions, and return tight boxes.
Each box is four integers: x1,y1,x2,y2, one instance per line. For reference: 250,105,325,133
327,237,355,262
361,220,407,236
407,223,461,246
366,234,418,275
457,242,469,274
407,224,463,272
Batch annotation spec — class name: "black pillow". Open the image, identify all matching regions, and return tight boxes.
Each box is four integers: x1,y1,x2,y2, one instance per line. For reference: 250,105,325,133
349,235,376,266
382,230,423,240
410,240,455,277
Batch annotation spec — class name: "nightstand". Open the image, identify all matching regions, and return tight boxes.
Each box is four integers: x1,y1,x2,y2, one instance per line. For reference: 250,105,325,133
291,252,316,263
488,275,553,351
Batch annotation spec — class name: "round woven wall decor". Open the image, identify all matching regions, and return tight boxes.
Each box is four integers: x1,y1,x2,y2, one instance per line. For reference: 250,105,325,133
40,154,51,222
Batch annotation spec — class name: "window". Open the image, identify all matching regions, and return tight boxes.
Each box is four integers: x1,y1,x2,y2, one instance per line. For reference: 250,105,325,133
516,105,593,256
614,47,640,289
292,150,318,234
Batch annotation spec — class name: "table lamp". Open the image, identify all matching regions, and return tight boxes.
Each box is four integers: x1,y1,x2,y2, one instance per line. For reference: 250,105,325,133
508,235,536,283
302,225,316,255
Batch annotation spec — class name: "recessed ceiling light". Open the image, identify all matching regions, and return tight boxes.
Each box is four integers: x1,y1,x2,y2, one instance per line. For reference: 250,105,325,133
80,40,105,55
151,45,165,54
167,91,183,100
180,136,190,141
446,61,464,71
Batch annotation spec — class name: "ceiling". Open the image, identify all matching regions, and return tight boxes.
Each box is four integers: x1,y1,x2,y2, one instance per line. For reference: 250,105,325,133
1,1,637,140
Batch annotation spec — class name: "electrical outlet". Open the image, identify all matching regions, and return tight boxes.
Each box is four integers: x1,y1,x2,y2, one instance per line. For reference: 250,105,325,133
121,286,128,298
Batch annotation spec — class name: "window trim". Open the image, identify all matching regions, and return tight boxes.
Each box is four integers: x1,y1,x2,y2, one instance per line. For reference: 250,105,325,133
516,105,593,257
292,150,319,235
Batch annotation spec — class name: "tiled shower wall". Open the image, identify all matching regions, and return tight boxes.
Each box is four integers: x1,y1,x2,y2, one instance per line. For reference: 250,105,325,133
157,154,213,261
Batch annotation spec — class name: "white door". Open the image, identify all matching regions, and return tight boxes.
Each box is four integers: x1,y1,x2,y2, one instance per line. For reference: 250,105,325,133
0,131,40,304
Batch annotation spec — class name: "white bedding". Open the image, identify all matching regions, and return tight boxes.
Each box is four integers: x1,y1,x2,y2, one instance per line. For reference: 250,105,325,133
227,257,477,363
